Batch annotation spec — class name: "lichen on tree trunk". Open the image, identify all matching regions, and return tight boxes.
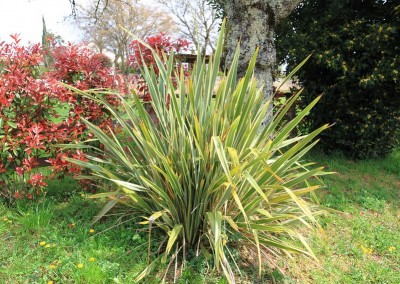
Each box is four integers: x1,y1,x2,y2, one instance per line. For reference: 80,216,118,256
214,0,301,127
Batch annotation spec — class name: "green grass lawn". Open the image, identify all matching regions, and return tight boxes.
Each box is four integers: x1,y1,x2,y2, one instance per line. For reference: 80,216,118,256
0,178,224,284
1,149,399,283
285,148,400,284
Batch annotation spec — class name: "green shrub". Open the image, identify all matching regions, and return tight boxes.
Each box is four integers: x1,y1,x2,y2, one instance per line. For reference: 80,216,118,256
276,1,400,159
67,22,328,282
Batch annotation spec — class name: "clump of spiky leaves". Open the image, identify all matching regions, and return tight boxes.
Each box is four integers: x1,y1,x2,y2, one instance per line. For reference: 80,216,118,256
66,21,329,283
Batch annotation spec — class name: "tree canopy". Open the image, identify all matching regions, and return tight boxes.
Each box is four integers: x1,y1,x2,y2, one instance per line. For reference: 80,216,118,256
158,0,220,54
74,0,176,73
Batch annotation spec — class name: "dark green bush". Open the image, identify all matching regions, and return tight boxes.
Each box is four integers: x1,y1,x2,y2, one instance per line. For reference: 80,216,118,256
277,0,400,159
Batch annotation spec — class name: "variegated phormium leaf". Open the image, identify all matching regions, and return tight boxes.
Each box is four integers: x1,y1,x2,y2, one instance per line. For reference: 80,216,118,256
66,19,329,283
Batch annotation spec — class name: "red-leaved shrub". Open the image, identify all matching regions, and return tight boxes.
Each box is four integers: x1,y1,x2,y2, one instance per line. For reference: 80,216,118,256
0,32,190,200
129,33,190,72
128,33,191,123
0,35,126,200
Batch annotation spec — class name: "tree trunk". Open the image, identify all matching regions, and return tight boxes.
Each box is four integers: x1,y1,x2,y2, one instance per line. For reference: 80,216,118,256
215,0,301,127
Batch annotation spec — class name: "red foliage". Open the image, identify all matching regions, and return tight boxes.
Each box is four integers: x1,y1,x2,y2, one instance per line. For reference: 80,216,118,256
0,32,191,200
129,33,190,103
48,43,126,179
129,33,190,72
0,35,127,199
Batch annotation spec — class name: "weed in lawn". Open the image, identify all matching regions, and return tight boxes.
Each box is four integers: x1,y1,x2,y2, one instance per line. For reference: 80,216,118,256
359,195,386,212
383,150,400,175
0,221,6,235
16,201,53,232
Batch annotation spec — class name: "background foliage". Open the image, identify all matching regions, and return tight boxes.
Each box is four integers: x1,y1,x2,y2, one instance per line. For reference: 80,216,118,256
276,0,400,158
75,0,176,74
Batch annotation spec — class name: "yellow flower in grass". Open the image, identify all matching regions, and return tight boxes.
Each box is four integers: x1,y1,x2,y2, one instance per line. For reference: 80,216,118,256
389,246,396,252
47,281,54,284
49,264,56,269
45,244,51,248
361,245,373,255
39,241,46,246
3,218,8,221
77,263,84,269
89,229,95,234
89,257,95,262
